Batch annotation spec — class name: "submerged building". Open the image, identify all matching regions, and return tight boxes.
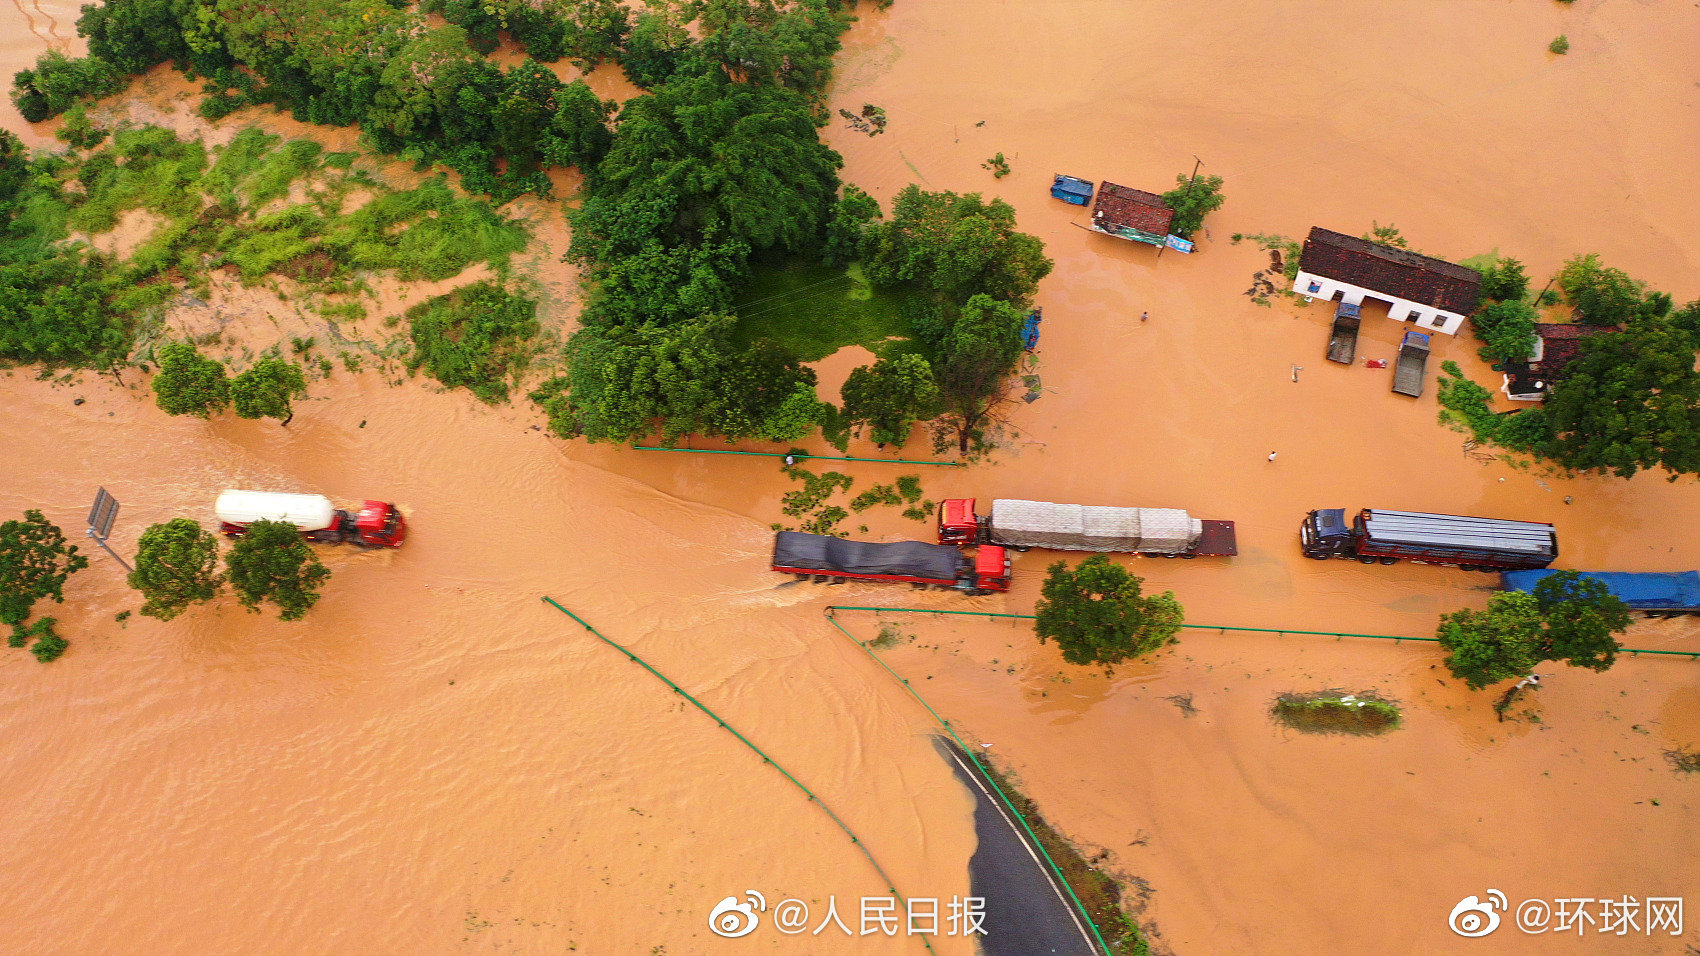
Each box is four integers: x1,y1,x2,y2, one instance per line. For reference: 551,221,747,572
1500,322,1612,402
1293,227,1481,335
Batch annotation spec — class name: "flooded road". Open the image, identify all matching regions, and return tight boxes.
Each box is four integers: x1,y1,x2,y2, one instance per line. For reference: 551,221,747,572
1,0,1698,953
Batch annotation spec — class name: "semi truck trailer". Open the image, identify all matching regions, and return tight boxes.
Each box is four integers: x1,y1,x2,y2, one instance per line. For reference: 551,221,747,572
771,531,1010,594
216,490,408,548
938,498,1236,558
1502,570,1700,617
1301,508,1555,570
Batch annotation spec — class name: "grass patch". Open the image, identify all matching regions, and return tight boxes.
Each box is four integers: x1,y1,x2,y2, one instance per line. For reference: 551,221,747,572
1665,747,1700,774
407,282,540,402
730,260,926,362
974,754,1149,954
1272,690,1401,736
866,623,908,649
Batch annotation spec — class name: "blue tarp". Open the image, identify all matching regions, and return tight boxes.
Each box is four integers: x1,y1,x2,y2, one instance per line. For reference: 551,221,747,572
1501,570,1700,609
1051,175,1094,205
1022,309,1042,350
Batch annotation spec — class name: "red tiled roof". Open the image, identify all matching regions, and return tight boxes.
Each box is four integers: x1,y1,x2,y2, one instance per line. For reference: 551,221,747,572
1298,227,1481,315
1534,322,1610,368
1090,183,1174,237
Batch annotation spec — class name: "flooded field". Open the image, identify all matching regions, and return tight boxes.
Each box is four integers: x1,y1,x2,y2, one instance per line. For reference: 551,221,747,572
1,0,1697,953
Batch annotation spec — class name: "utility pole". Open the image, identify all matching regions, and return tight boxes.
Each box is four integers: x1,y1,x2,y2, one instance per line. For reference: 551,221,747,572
1159,156,1206,261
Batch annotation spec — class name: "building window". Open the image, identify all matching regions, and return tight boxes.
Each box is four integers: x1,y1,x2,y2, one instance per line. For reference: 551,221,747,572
1307,281,1321,294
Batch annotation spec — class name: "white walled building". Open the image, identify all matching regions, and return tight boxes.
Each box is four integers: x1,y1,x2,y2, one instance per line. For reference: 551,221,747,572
1292,228,1481,335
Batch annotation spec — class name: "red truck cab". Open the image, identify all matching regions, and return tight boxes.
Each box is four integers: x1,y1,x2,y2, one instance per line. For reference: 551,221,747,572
354,501,408,548
938,498,982,545
973,545,1012,592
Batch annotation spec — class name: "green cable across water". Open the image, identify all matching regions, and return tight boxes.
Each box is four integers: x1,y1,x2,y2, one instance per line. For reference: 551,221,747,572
632,446,965,466
823,609,1114,956
539,597,938,954
822,605,1700,658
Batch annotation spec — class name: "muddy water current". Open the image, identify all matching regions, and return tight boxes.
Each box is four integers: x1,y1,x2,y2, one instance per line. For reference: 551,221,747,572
2,1,1698,953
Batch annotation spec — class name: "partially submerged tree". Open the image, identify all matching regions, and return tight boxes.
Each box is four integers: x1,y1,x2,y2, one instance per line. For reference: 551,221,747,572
230,356,308,425
0,510,89,630
1470,299,1539,363
1542,320,1700,478
861,185,1053,303
152,340,230,418
1558,253,1648,327
1035,555,1184,666
934,294,1026,453
1160,172,1225,239
224,519,331,622
128,518,224,621
841,353,940,447
1436,571,1632,689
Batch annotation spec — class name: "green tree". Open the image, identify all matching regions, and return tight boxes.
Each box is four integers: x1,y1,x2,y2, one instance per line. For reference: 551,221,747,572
1558,254,1645,326
0,510,89,632
1160,172,1225,239
935,294,1026,453
1034,554,1184,666
1436,591,1543,689
224,519,331,621
841,353,940,446
128,518,224,621
10,51,127,122
1437,571,1632,689
1470,299,1538,362
152,340,231,418
822,184,881,266
1474,256,1529,302
1543,320,1700,478
540,79,614,171
862,185,1053,303
230,356,307,425
1531,570,1632,671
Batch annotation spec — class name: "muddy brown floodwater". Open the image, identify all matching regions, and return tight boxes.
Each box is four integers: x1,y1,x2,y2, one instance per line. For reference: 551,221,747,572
2,1,1698,954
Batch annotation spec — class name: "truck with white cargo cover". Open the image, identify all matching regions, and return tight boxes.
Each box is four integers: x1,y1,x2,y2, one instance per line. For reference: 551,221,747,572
938,498,1237,558
216,490,408,548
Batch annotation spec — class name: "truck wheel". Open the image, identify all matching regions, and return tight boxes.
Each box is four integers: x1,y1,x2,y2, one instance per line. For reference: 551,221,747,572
1015,546,1031,553
1180,554,1197,560
1357,555,1377,564
1378,557,1398,566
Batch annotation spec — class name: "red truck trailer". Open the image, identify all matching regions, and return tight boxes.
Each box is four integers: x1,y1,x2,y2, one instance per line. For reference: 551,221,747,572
938,498,1236,558
216,490,407,549
772,531,1010,594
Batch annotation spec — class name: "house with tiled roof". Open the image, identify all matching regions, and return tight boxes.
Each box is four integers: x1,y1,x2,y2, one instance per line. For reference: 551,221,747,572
1293,227,1481,335
1088,183,1174,247
1500,323,1613,402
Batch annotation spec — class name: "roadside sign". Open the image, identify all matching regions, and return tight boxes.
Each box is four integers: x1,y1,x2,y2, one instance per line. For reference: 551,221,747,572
1164,234,1194,254
89,487,119,540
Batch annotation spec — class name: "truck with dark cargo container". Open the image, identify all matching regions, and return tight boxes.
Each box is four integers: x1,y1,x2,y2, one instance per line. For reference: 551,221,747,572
1502,569,1700,617
1301,508,1555,570
771,531,1011,594
938,498,1236,558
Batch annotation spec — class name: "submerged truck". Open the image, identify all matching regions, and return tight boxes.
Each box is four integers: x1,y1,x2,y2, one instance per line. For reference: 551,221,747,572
1301,508,1555,570
938,498,1237,558
1326,301,1360,364
1502,570,1700,618
216,490,408,548
772,531,1010,594
1391,330,1431,397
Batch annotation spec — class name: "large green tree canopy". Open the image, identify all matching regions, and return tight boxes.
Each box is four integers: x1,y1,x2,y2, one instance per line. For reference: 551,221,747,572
571,70,843,270
861,185,1053,303
1543,319,1700,478
1034,555,1185,666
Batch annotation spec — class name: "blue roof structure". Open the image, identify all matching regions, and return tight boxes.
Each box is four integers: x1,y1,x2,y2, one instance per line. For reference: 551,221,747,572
1051,175,1094,205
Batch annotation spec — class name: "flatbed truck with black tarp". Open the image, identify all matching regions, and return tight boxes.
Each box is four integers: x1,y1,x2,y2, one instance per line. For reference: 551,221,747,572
1301,508,1556,571
771,531,1011,594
